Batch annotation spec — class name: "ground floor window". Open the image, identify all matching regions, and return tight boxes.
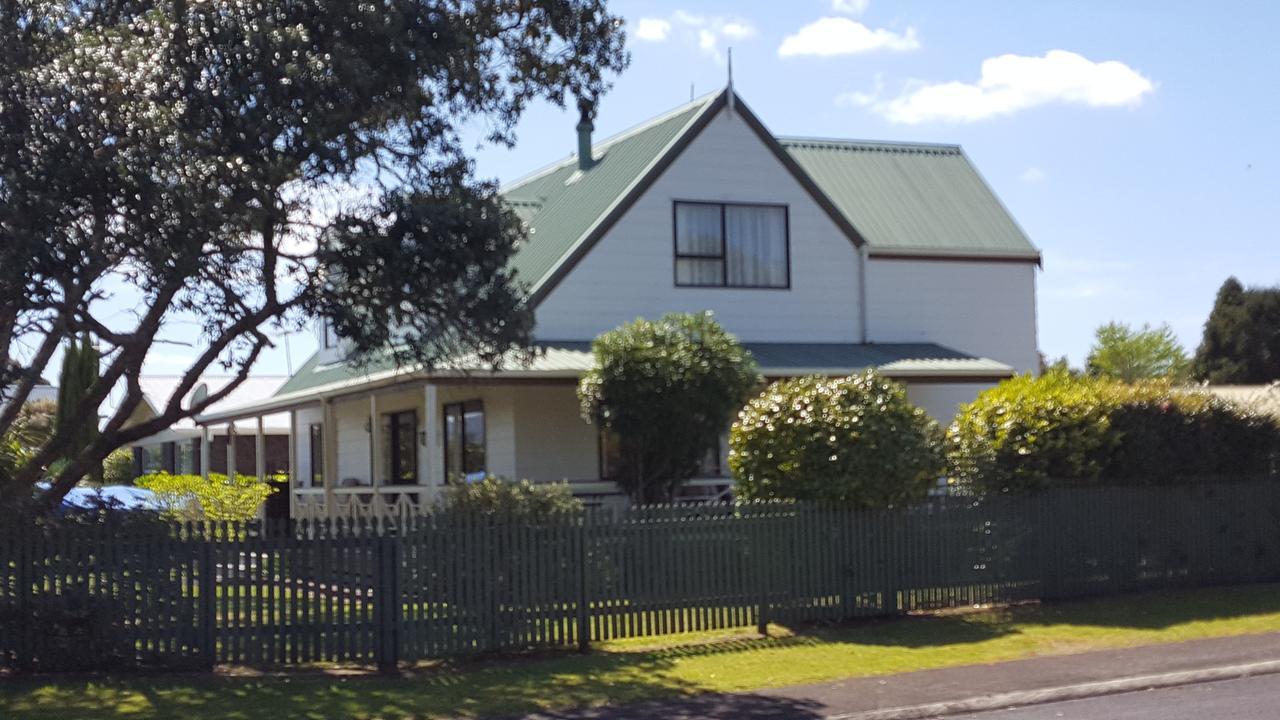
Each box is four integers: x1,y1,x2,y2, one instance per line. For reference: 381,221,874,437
443,400,485,482
138,444,166,474
176,441,195,474
308,423,323,487
381,410,418,484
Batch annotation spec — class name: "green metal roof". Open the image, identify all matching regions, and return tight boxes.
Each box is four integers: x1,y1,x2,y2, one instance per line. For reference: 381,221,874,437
501,92,1039,302
504,93,721,298
780,138,1038,259
263,341,1011,409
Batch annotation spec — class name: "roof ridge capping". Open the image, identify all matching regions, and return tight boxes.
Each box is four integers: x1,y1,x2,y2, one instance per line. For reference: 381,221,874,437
778,136,963,155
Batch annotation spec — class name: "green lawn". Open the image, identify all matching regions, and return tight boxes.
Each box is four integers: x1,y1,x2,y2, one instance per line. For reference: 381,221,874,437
6,583,1280,719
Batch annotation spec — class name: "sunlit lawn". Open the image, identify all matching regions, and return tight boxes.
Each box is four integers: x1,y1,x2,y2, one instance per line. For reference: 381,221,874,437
6,583,1280,719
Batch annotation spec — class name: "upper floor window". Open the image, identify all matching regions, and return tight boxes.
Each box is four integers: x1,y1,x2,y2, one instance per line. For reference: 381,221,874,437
674,201,789,289
321,318,338,349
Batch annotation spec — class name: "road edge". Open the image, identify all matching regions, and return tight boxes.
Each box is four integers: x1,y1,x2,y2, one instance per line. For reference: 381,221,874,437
825,659,1280,720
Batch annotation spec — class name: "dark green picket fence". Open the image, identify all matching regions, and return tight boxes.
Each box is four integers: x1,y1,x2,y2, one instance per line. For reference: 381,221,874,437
4,480,1280,672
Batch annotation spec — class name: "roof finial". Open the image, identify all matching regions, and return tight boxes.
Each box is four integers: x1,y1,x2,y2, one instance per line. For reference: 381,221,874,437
726,47,735,113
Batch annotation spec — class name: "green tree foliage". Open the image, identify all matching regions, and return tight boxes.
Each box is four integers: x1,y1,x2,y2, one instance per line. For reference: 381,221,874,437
102,448,136,486
8,399,56,452
1,0,628,510
1193,277,1280,383
440,476,582,521
54,335,101,483
1086,322,1190,382
729,372,944,508
947,372,1280,494
135,472,276,522
579,312,761,504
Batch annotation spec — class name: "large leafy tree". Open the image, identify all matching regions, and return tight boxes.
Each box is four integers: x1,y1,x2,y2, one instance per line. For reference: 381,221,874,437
1193,277,1280,384
0,0,628,510
578,313,761,504
1085,322,1190,383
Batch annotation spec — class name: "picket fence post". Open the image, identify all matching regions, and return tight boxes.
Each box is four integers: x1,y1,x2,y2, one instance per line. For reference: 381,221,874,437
576,519,590,652
376,532,400,673
198,535,217,670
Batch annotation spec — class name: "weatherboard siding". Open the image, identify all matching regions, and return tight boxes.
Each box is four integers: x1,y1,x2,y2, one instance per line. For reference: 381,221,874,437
533,106,864,344
906,382,999,425
512,385,599,483
866,259,1039,374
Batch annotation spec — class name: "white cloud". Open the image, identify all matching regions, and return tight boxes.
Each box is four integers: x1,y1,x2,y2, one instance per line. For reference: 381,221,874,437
634,18,671,42
778,17,918,58
831,0,870,16
1020,167,1046,183
866,50,1155,124
640,11,756,63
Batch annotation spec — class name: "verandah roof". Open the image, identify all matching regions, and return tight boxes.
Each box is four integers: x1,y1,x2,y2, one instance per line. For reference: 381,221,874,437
196,341,1013,425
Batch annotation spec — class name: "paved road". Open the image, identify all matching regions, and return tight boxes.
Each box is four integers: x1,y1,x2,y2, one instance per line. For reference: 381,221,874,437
944,673,1280,720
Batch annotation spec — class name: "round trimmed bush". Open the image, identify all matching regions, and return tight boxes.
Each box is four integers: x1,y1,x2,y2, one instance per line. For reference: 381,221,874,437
729,371,944,508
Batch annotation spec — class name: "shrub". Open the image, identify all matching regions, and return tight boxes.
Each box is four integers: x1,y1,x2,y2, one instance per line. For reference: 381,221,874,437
102,447,136,485
578,312,761,504
946,372,1280,493
440,476,582,520
135,472,276,522
945,371,1115,493
729,371,944,508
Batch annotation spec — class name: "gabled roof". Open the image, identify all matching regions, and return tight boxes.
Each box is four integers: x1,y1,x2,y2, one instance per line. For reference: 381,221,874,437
502,92,721,303
123,375,290,433
781,138,1038,261
502,88,1040,306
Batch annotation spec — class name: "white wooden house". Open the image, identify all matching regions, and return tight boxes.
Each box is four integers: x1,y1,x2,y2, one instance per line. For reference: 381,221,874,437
196,88,1041,518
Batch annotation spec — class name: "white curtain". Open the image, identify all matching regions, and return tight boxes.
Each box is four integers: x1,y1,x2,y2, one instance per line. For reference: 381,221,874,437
675,204,724,285
725,205,786,287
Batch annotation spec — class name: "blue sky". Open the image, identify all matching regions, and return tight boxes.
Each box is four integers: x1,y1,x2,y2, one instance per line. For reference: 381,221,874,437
144,0,1279,378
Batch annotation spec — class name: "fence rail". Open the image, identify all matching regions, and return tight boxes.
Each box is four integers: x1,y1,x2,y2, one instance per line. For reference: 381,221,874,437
4,481,1280,672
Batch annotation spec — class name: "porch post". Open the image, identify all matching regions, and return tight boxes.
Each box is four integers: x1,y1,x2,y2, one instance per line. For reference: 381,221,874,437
226,422,236,479
369,394,381,487
287,409,297,521
322,398,337,515
255,416,266,483
199,426,211,482
422,383,442,500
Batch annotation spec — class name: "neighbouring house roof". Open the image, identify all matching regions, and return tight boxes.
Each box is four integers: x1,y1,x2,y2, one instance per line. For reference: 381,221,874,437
501,88,1039,305
1198,384,1280,421
123,375,290,440
200,342,1013,423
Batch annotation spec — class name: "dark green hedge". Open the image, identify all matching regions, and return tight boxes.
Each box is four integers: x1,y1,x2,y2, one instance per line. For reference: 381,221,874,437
947,372,1280,493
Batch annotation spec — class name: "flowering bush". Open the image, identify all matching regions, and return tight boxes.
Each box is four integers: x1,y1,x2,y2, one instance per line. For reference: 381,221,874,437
440,476,582,520
729,371,944,508
135,472,276,521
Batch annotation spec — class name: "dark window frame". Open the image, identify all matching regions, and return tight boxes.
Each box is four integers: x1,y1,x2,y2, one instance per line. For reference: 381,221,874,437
382,409,419,485
443,399,486,482
308,423,324,487
672,200,791,290
321,319,338,349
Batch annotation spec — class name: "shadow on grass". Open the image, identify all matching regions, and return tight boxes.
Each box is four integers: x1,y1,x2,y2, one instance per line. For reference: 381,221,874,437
6,583,1280,720
1012,583,1280,629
